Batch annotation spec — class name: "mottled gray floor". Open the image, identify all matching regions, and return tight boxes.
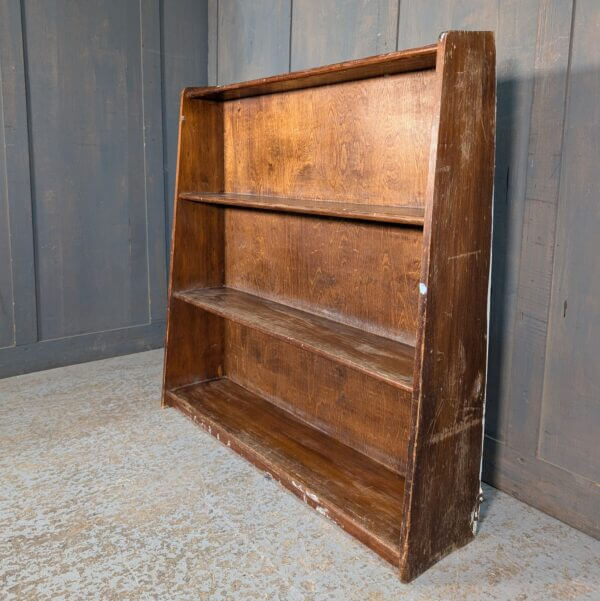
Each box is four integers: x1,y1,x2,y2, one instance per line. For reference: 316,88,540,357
0,350,598,600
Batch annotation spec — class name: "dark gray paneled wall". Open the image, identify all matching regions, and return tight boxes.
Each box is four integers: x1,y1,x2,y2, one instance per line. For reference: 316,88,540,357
208,0,600,538
0,0,208,376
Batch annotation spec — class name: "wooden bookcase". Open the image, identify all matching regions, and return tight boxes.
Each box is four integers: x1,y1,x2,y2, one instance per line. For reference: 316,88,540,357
162,31,495,582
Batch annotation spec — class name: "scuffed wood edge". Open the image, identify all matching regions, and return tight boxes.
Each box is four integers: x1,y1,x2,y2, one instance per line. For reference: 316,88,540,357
399,31,496,583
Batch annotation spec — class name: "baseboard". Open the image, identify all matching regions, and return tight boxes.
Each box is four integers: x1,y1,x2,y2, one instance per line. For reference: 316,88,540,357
0,321,165,378
482,436,599,539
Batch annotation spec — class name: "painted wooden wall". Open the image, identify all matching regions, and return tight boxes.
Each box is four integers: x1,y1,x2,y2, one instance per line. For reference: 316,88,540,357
0,0,207,376
207,0,600,538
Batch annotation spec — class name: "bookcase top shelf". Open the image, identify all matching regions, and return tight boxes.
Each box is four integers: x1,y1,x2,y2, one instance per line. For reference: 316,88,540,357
179,192,425,226
185,43,437,101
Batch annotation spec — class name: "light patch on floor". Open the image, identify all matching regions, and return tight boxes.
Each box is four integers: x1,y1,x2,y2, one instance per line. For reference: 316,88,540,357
0,349,598,600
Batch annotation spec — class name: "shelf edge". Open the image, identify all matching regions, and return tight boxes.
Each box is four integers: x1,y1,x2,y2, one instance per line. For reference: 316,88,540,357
172,288,415,393
179,192,425,227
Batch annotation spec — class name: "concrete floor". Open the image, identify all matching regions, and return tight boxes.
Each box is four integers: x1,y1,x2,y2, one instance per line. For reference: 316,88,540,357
0,350,598,600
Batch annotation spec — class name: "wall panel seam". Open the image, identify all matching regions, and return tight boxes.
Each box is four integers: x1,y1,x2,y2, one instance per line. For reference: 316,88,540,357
139,0,168,324
0,0,38,346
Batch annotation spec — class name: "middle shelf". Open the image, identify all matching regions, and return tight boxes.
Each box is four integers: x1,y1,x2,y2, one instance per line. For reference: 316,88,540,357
179,191,425,226
173,287,415,392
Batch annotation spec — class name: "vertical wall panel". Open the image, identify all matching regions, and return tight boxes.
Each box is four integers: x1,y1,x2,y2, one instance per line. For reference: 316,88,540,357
0,0,38,347
217,0,291,85
207,0,218,85
539,0,600,484
397,0,496,48
505,0,574,453
140,0,168,323
161,0,208,250
291,0,398,70
23,0,149,339
0,67,15,348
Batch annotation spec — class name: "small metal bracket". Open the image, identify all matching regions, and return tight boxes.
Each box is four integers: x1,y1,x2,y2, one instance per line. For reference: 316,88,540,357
470,488,485,535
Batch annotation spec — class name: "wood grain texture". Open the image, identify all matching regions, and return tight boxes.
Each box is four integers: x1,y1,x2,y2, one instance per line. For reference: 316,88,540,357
167,377,406,564
226,322,412,474
217,0,291,86
291,0,398,70
397,0,540,448
399,31,495,582
224,209,422,343
162,94,224,402
163,298,223,391
539,0,600,485
169,98,224,293
394,1,600,540
174,287,415,391
179,192,425,225
164,31,497,580
207,0,600,546
222,71,435,207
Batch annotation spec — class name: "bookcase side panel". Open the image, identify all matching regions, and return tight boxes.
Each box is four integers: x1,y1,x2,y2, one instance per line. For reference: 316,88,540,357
163,96,225,399
170,97,224,292
400,31,496,582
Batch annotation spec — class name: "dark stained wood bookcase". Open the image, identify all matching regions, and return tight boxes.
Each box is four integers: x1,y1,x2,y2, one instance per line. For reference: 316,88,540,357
162,31,496,581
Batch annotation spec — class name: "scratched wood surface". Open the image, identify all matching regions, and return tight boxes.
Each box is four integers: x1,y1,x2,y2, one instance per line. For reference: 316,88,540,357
174,287,415,390
207,0,599,539
400,31,495,580
179,191,426,225
225,322,412,474
163,31,496,580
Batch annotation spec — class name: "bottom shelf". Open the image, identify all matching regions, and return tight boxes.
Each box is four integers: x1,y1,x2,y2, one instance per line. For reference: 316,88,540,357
165,378,405,564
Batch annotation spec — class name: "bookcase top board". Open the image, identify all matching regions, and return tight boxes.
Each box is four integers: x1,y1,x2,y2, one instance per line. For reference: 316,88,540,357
163,31,496,582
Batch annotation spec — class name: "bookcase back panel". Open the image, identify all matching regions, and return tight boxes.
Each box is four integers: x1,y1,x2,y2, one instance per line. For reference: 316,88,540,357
224,209,422,343
225,322,411,474
222,69,435,206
